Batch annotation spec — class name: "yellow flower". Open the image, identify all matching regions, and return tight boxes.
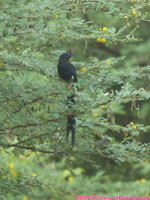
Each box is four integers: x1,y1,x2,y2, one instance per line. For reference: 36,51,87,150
132,125,136,130
93,113,98,117
68,176,74,182
100,105,107,109
132,9,138,16
130,122,134,126
97,38,102,43
101,38,106,43
124,132,128,137
123,16,128,20
9,162,14,169
22,195,28,200
106,60,110,65
136,180,140,183
97,38,106,43
10,169,17,177
141,178,146,183
105,31,109,34
103,27,107,31
32,173,37,177
55,14,58,19
0,62,4,67
46,8,49,12
61,34,66,39
126,23,131,28
81,67,87,72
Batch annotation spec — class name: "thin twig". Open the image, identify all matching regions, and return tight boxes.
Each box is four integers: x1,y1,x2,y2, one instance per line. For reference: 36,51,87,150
10,118,60,130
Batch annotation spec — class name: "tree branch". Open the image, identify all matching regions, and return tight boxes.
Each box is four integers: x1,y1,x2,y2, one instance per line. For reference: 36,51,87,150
10,118,60,130
13,96,43,114
0,143,108,156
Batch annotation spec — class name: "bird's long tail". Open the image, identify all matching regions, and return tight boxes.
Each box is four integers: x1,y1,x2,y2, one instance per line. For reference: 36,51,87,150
66,95,76,147
66,115,75,146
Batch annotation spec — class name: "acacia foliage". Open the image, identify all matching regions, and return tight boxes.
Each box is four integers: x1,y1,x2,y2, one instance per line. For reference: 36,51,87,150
0,0,150,161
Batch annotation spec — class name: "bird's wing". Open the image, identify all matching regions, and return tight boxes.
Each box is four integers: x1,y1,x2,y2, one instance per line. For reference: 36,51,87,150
68,63,78,82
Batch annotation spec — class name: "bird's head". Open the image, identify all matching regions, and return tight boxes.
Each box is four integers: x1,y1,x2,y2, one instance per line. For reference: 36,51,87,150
59,52,72,64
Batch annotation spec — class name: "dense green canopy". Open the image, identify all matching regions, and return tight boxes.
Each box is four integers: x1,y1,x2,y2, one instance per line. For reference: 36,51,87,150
0,0,150,199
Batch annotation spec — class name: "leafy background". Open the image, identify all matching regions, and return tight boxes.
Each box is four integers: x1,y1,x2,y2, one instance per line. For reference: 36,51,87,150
0,0,150,199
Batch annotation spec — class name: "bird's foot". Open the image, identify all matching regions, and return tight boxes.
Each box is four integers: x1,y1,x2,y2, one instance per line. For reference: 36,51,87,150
67,83,72,89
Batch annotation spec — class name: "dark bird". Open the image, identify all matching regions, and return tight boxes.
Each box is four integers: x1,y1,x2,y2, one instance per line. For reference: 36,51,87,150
57,52,78,147
58,52,78,83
